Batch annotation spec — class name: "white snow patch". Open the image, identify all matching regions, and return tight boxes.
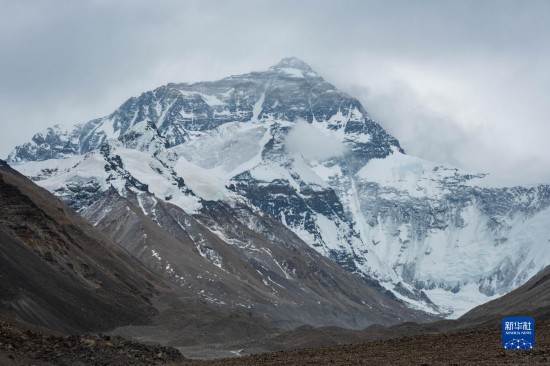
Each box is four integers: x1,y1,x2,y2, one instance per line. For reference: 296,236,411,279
310,163,342,181
289,154,327,187
279,68,304,78
424,284,500,319
173,157,228,201
249,162,300,191
38,153,112,192
199,93,224,106
316,214,341,251
115,148,202,212
357,149,451,198
95,118,120,140
151,249,162,261
170,121,271,180
252,93,265,121
14,156,82,180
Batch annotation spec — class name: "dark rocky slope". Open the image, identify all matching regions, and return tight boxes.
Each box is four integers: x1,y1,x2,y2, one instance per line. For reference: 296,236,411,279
0,160,164,334
82,189,436,331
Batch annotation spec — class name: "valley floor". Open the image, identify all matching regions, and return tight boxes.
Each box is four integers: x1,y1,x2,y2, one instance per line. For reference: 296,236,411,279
191,321,550,366
2,321,550,365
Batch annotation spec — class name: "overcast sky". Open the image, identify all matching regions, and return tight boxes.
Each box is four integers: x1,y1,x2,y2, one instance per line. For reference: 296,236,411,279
1,0,549,184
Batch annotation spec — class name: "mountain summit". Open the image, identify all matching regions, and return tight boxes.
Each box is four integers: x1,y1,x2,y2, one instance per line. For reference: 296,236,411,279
270,57,315,71
7,59,550,318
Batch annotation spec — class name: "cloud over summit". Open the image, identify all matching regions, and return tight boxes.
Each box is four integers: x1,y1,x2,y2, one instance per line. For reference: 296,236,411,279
285,121,348,161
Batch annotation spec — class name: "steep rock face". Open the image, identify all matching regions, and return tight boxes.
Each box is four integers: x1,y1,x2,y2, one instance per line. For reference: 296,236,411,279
7,58,550,318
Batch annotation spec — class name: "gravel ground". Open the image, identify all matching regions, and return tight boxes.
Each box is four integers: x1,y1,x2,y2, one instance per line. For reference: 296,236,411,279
189,320,550,365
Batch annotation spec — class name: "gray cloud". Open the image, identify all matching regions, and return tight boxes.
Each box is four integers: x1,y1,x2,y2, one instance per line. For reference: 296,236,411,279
285,121,348,161
350,78,550,185
1,0,549,183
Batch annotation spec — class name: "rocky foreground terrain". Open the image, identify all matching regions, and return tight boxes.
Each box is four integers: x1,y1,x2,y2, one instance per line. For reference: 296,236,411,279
0,322,184,366
1,320,549,365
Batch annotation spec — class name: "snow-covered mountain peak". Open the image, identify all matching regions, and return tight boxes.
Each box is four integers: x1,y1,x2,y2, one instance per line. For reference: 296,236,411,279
7,59,550,319
267,57,320,79
270,57,314,71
